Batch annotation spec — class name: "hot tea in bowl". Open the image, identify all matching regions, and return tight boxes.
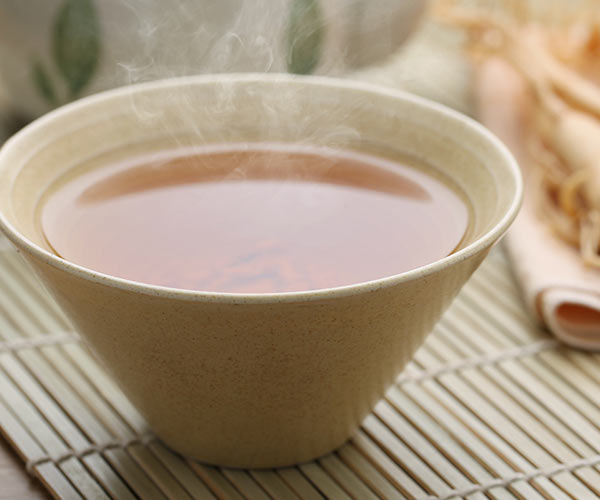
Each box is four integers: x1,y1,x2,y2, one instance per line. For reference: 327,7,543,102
0,75,521,468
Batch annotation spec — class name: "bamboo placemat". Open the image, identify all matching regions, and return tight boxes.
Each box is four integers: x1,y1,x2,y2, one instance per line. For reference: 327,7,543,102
3,234,600,499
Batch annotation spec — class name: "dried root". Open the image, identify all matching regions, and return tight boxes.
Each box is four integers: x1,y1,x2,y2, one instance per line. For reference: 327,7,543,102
437,0,600,267
582,211,600,266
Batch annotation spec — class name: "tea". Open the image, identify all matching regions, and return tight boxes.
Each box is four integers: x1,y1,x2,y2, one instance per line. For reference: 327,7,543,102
40,144,469,293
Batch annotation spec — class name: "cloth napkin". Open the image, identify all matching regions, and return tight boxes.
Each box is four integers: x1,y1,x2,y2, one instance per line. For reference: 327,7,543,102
476,58,600,349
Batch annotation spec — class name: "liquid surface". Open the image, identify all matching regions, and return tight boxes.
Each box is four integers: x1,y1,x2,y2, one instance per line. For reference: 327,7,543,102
41,145,469,293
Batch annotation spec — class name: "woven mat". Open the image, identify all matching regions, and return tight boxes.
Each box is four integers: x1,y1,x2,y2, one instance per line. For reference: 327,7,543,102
3,235,600,499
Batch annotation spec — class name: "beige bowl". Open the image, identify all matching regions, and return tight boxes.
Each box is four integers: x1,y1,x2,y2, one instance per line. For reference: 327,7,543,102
0,75,521,468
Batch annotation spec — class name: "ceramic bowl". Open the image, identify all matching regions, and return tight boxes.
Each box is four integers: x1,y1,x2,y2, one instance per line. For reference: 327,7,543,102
0,0,426,120
0,74,521,468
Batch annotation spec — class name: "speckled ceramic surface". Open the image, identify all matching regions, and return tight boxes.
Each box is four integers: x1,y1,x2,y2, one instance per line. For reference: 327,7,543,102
0,75,521,468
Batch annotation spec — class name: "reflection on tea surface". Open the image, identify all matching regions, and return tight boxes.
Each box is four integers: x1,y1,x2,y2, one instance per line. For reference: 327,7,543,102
41,144,469,293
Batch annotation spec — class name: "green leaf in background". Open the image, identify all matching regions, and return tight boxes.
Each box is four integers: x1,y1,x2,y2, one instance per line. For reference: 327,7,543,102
286,0,324,75
32,60,58,106
53,0,100,98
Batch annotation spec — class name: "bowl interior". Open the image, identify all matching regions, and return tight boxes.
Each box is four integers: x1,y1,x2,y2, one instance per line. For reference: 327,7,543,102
0,75,520,285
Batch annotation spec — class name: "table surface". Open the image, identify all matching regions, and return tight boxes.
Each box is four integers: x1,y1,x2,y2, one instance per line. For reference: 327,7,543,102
0,436,49,499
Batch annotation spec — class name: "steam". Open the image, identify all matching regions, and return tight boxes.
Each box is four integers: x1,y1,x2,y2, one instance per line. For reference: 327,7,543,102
89,0,424,181
111,0,290,86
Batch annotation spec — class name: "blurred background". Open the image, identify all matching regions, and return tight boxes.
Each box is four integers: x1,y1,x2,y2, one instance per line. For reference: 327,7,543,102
0,0,428,135
0,0,595,134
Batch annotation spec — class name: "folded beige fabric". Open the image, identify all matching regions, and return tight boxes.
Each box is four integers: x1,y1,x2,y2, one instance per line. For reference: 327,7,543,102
476,58,600,349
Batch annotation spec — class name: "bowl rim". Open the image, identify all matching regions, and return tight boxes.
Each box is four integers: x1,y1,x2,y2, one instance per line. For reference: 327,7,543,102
0,73,523,304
